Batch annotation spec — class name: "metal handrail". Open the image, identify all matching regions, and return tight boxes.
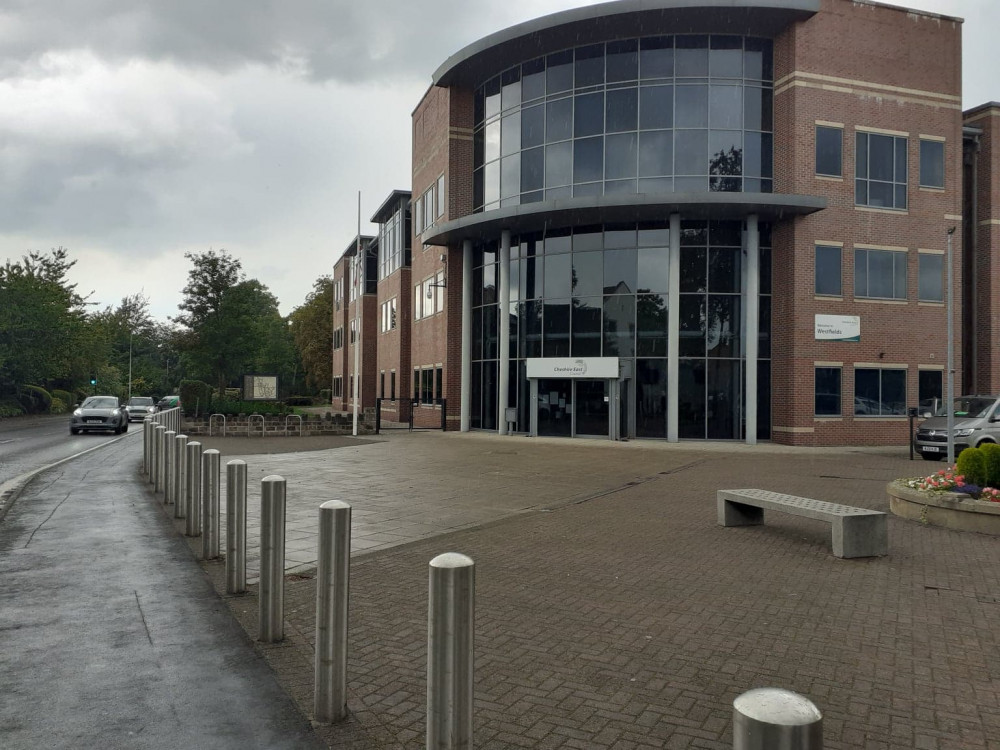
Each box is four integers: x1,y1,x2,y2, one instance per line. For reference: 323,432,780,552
209,413,227,437
284,414,303,437
247,413,264,437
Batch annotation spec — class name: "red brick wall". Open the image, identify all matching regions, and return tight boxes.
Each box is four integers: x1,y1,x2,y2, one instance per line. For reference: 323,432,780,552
964,105,1000,394
771,0,963,446
331,256,351,412
410,85,475,429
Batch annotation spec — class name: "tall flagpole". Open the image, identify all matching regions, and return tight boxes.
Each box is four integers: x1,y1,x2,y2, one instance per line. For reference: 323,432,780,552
352,191,361,437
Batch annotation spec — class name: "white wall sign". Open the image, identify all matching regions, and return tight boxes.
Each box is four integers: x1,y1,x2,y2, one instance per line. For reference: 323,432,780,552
815,315,860,342
525,357,620,379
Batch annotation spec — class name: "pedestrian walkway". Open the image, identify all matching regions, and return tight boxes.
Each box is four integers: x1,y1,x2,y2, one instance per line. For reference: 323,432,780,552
172,429,1000,749
0,436,326,750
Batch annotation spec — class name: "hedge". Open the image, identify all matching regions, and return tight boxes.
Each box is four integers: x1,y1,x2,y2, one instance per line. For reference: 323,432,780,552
179,380,212,417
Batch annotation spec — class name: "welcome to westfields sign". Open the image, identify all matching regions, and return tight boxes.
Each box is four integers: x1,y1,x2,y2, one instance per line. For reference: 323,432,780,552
815,315,861,342
525,357,620,379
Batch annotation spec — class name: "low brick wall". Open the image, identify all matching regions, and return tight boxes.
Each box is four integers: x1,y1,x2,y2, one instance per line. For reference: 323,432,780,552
181,410,375,437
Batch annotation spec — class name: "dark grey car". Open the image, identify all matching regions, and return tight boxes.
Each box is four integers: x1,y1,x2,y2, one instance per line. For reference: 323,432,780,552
70,396,129,435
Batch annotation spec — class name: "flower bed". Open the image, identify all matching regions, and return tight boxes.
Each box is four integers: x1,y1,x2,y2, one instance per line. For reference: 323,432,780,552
888,467,1000,535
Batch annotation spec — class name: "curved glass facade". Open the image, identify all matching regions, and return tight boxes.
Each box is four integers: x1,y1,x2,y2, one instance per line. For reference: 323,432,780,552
473,36,774,212
468,220,771,440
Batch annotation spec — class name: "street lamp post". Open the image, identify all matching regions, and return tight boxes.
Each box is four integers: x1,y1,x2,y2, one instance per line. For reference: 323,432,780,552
128,331,133,402
946,226,956,466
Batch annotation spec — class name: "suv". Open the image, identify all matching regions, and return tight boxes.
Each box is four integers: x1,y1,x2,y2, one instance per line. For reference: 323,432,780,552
125,396,157,422
156,395,181,411
913,395,1000,461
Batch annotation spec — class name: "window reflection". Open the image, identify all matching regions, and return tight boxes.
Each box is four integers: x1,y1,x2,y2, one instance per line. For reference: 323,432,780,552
472,35,774,211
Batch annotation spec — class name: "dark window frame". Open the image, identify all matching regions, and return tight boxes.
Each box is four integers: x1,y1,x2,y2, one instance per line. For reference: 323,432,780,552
854,247,908,301
855,131,908,210
919,138,945,189
815,125,842,177
814,366,842,416
814,244,842,297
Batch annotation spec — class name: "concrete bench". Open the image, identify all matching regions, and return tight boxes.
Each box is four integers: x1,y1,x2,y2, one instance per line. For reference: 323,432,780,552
717,488,888,559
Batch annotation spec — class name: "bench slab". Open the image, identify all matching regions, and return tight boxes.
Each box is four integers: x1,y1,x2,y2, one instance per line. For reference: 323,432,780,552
718,489,888,559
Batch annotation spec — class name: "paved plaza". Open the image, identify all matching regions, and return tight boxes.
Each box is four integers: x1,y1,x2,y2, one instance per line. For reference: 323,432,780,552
156,430,1000,749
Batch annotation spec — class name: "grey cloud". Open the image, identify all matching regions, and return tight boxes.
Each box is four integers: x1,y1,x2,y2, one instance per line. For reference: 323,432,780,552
0,0,488,83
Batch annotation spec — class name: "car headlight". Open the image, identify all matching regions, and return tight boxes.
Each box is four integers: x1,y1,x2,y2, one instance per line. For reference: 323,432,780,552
955,428,975,437
147,407,156,413
73,409,82,417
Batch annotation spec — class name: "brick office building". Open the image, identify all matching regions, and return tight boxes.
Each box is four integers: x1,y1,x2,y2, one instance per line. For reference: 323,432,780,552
334,0,999,447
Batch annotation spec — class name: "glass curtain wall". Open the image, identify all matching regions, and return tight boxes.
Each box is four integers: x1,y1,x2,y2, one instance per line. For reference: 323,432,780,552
468,220,772,438
473,36,774,211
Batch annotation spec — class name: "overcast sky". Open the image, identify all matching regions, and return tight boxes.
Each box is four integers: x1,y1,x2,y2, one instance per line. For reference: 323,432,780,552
0,0,993,322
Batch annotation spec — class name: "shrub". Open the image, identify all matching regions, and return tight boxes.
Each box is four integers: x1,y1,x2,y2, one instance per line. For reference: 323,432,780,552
319,389,332,403
979,442,1000,488
18,385,52,414
50,397,69,414
179,380,212,417
955,446,988,487
211,400,290,416
0,398,25,418
51,389,74,407
286,395,313,406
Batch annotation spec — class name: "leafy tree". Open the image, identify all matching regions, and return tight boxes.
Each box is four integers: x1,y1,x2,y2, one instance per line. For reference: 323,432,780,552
0,248,89,395
289,276,333,393
173,251,298,395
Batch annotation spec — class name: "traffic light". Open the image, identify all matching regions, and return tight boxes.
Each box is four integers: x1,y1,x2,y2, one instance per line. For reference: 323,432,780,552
90,375,97,386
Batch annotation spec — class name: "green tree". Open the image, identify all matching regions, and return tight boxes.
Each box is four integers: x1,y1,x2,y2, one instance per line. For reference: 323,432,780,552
174,251,298,395
289,276,333,393
0,248,89,395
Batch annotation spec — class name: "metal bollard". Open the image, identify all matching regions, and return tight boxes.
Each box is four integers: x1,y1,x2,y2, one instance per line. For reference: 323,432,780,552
259,475,286,643
202,450,221,560
427,553,475,750
313,500,352,724
226,460,248,594
164,430,176,505
154,425,166,493
142,418,151,474
185,442,203,537
733,688,822,750
174,434,188,519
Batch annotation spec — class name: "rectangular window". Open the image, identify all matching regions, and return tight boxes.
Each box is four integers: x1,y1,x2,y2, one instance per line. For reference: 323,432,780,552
414,283,423,321
349,375,354,400
333,328,343,350
332,376,342,398
854,367,906,416
815,125,842,177
919,139,945,189
350,319,357,343
854,247,907,300
422,368,433,404
413,368,420,404
380,371,385,399
435,366,443,402
918,370,942,414
436,175,446,218
815,366,842,416
414,196,423,235
390,370,396,400
918,252,943,302
435,271,445,314
856,131,907,210
814,245,842,296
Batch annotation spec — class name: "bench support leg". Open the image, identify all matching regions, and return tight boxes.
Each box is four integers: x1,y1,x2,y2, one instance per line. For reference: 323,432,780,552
832,514,888,558
718,498,764,527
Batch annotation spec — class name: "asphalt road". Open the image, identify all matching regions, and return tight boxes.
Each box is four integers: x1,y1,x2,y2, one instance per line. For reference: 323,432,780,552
0,414,136,491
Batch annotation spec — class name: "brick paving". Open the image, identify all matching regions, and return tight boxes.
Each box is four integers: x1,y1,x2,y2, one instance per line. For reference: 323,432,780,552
165,432,1000,750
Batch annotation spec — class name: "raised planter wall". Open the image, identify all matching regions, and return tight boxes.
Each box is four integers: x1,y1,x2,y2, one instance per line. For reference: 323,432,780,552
181,410,375,437
887,481,1000,535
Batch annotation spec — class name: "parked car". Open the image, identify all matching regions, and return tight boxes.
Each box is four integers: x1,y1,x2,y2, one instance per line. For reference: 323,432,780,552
913,395,1000,461
70,396,129,435
125,396,157,422
156,395,181,411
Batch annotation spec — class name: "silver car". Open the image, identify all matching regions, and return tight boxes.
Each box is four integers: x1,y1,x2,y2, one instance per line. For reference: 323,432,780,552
125,396,157,422
913,395,1000,461
69,396,129,435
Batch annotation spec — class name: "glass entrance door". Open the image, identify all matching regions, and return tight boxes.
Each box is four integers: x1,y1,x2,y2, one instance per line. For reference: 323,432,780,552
537,379,572,436
575,380,609,437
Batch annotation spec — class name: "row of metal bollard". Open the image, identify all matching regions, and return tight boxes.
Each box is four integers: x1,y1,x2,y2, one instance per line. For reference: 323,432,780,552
143,412,246,596
141,411,822,749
